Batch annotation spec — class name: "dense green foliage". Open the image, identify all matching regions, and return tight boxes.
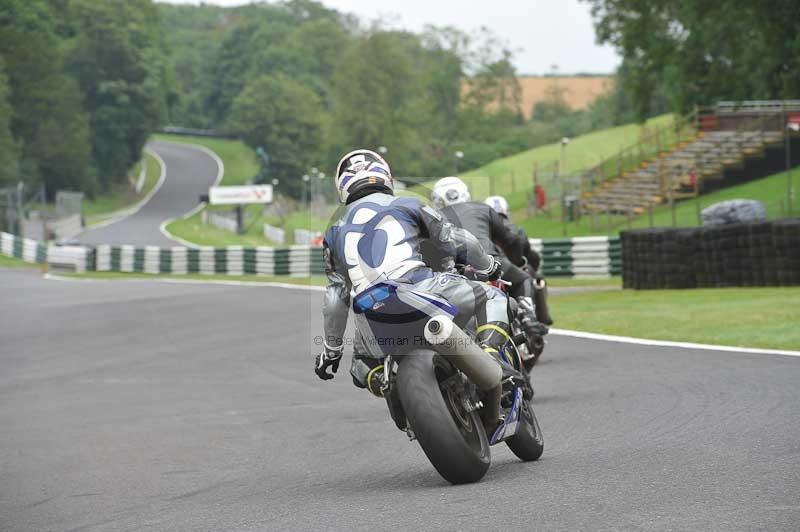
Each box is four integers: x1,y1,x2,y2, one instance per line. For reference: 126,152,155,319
0,59,20,186
584,0,800,118
0,0,168,197
159,1,641,198
0,0,648,202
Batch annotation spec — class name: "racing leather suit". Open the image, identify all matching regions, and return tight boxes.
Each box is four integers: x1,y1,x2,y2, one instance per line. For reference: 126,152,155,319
321,192,510,391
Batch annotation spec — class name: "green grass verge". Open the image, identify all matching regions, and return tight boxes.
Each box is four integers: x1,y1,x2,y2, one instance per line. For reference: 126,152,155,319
0,254,39,269
83,152,161,225
152,134,259,186
547,276,621,288
552,286,800,350
165,208,274,247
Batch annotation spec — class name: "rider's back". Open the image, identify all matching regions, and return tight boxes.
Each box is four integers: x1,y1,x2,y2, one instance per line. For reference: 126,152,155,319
440,202,497,255
325,192,427,293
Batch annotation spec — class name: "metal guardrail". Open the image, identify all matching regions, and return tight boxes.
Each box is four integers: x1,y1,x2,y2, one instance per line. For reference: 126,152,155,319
715,100,800,113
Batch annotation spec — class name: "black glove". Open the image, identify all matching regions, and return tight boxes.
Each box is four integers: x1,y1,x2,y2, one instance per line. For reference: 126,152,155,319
465,255,502,281
315,343,343,380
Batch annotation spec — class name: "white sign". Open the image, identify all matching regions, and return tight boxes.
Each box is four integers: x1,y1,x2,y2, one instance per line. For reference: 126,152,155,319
209,185,273,205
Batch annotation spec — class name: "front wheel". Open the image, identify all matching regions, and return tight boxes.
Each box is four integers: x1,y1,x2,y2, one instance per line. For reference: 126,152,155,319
505,399,544,461
396,351,490,484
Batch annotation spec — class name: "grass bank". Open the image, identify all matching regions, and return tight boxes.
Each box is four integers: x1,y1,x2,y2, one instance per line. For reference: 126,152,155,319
461,114,674,204
83,152,161,225
552,286,800,351
0,254,39,269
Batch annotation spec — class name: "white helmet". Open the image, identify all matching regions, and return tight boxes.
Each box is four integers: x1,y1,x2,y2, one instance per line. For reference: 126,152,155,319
334,149,393,203
484,195,509,217
431,176,470,209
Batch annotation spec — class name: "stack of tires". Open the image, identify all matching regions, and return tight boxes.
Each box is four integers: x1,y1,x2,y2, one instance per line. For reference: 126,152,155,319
621,228,699,289
774,219,800,285
621,218,800,289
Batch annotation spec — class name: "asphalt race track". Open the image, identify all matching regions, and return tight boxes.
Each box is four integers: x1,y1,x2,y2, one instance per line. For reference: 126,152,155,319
1,268,799,532
76,140,220,247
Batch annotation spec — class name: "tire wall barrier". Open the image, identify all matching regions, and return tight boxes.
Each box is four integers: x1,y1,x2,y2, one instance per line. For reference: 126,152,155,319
1,230,621,279
530,236,622,278
1,231,94,272
621,219,800,289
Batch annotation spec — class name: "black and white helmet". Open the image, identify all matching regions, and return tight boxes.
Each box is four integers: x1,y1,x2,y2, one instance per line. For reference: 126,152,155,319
484,195,509,217
431,176,470,209
334,149,393,203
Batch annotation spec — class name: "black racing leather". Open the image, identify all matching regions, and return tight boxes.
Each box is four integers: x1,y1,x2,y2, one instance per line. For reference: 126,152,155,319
440,202,523,264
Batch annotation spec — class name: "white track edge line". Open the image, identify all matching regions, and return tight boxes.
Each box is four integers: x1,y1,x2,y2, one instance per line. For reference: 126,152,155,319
80,147,167,231
549,328,800,357
41,273,797,357
156,140,226,248
43,273,326,292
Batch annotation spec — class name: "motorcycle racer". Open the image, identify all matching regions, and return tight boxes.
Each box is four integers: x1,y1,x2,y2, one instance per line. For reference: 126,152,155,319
315,150,513,404
483,194,553,327
429,179,552,350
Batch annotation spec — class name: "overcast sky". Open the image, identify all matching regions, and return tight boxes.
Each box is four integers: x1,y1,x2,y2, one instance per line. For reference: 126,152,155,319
160,0,620,75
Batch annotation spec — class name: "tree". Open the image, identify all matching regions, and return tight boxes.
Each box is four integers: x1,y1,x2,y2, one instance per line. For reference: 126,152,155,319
0,59,20,186
532,81,572,123
584,0,800,117
229,74,323,199
0,0,92,194
66,0,169,189
328,30,455,178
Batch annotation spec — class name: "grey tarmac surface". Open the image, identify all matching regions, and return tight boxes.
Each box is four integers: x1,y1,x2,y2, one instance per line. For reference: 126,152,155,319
1,268,799,532
76,140,220,247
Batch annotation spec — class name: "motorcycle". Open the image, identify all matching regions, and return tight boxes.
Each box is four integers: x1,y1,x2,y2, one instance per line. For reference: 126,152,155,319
352,278,544,485
507,277,549,370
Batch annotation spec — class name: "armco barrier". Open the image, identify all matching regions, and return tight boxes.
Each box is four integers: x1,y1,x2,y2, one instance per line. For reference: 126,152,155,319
621,219,800,289
94,244,325,276
531,236,622,278
1,231,93,272
1,230,622,279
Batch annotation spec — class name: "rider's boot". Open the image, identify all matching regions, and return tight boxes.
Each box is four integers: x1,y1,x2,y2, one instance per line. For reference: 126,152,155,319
349,335,385,397
518,297,549,338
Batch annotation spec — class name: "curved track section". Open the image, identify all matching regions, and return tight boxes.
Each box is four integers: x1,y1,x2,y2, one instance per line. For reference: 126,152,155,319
76,140,220,247
1,270,798,532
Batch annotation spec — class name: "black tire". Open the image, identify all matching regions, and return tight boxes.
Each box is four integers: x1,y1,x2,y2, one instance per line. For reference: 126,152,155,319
396,351,491,484
505,399,544,461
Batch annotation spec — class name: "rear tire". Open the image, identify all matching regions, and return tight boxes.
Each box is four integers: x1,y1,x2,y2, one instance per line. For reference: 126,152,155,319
505,399,544,461
396,351,490,484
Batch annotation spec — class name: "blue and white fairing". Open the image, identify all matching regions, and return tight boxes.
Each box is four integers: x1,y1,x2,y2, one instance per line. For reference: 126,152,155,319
490,387,523,444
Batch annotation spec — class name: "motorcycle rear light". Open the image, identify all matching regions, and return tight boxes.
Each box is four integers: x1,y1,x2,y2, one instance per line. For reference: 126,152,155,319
354,284,393,312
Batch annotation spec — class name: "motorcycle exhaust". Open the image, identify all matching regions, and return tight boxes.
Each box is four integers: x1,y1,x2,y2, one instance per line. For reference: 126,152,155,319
424,316,503,430
423,316,502,391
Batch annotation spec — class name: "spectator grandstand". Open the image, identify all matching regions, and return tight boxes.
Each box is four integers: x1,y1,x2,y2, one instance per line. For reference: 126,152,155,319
581,101,800,215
